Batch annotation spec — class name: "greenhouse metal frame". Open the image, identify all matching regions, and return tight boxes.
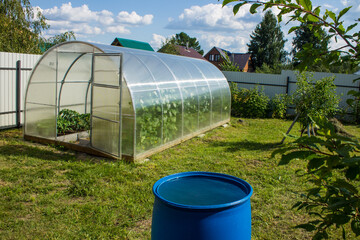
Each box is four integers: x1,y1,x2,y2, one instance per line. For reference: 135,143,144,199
24,41,231,161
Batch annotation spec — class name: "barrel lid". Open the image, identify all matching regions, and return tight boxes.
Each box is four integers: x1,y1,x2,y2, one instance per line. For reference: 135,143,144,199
153,172,253,210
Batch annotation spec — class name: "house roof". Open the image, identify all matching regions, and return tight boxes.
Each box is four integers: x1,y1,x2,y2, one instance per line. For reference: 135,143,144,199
231,53,251,70
175,45,205,60
111,38,154,51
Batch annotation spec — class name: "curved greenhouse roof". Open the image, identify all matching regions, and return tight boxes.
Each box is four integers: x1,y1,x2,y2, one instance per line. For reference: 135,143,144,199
24,41,230,161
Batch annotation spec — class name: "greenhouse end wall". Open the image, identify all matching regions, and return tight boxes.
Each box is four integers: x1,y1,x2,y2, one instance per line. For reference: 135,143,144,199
24,41,231,161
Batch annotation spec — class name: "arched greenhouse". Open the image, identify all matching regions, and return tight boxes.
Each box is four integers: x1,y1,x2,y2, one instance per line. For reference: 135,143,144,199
24,41,231,161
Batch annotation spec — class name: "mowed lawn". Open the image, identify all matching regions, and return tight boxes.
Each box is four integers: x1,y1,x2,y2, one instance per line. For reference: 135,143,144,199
1,118,360,239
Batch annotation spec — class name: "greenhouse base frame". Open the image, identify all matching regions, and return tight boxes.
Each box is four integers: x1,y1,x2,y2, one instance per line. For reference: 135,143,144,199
24,119,229,163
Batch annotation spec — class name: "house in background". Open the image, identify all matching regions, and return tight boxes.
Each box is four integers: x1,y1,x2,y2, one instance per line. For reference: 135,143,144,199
111,38,154,51
175,45,206,60
204,47,254,72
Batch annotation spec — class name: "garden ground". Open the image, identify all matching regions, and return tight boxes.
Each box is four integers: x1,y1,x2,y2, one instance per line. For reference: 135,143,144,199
1,118,360,239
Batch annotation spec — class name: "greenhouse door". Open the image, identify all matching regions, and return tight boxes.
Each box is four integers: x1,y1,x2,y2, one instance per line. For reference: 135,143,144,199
90,53,123,157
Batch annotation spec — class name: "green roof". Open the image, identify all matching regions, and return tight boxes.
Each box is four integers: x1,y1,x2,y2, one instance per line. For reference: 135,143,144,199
111,38,154,51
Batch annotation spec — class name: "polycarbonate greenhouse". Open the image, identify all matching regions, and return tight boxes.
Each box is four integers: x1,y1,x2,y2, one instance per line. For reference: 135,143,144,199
24,41,230,161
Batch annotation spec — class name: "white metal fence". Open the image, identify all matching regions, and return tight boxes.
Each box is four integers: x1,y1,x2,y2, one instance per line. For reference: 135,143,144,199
0,52,41,129
223,70,360,110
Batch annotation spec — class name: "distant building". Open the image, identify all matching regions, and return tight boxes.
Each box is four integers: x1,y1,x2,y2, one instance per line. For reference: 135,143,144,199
175,45,206,60
204,47,254,72
111,38,154,51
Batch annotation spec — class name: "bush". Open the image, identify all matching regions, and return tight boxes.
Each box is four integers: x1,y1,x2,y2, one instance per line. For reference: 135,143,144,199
269,94,290,119
230,83,269,118
292,72,340,131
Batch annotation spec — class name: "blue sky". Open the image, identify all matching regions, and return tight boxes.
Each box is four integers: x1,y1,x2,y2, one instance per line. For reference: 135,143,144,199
32,0,360,54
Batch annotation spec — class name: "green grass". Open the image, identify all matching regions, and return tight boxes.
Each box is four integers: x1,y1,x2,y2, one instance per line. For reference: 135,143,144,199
1,118,359,239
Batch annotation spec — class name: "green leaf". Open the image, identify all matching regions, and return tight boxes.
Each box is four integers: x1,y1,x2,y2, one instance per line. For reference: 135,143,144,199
222,0,239,7
307,158,325,171
288,26,300,34
271,146,298,158
345,166,359,180
299,0,312,11
351,220,360,236
307,14,319,22
326,10,337,22
233,2,247,15
295,223,316,232
330,214,351,226
250,3,261,14
338,7,352,20
346,23,358,33
278,151,315,165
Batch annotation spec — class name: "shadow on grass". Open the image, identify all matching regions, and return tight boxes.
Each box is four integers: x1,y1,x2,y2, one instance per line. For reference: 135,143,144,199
0,144,77,161
209,140,281,152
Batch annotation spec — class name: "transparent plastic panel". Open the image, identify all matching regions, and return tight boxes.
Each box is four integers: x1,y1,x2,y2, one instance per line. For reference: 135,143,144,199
123,54,158,92
57,42,100,53
192,60,216,79
30,51,57,83
208,81,223,123
181,86,199,136
58,82,88,113
133,90,162,154
219,80,231,121
121,78,134,116
26,83,56,105
64,53,92,82
91,117,119,156
92,86,120,122
25,103,56,138
57,52,83,83
159,87,183,143
121,116,134,156
93,55,121,86
156,54,192,80
178,59,204,80
196,82,212,129
134,54,175,84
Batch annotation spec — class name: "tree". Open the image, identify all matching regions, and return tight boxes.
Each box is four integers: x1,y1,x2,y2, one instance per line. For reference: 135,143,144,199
158,32,204,55
39,31,76,52
0,0,48,53
219,54,241,71
222,0,359,71
0,0,76,54
292,22,329,70
247,11,287,71
157,38,180,55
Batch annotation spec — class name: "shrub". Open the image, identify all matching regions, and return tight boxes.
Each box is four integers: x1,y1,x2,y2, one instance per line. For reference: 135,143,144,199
292,72,340,132
269,94,290,119
230,83,269,118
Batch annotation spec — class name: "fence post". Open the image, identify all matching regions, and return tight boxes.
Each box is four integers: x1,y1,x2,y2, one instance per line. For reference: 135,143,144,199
16,60,21,128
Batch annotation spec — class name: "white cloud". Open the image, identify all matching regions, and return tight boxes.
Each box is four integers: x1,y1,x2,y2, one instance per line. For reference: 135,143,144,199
35,3,154,38
43,2,97,22
167,4,258,32
117,11,153,25
106,26,130,34
200,34,249,53
150,34,167,50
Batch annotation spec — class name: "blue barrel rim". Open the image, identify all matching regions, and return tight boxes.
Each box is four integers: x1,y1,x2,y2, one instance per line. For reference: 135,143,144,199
152,171,253,210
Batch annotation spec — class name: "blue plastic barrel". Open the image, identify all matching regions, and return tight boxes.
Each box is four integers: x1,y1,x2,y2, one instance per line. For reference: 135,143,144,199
151,172,253,240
